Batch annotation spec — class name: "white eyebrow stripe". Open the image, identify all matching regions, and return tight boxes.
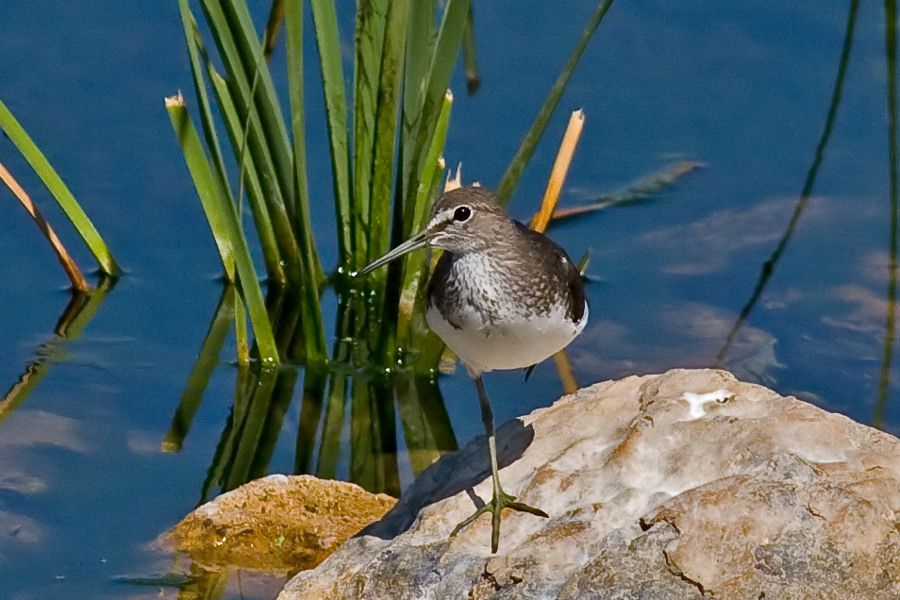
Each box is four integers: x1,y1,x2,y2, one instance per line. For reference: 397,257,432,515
429,208,456,228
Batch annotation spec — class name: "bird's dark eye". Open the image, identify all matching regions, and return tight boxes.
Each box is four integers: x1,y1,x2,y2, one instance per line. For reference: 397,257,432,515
453,206,472,222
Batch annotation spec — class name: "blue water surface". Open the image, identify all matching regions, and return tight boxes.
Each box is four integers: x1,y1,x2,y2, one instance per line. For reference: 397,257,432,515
1,1,896,598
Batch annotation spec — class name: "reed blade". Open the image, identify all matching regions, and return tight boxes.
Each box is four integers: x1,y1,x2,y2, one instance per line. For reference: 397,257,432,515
262,0,285,61
315,373,347,479
549,161,703,222
199,0,306,286
876,0,897,428
207,68,286,284
285,0,327,360
496,0,615,204
353,0,391,268
399,0,470,239
0,162,89,291
310,0,354,267
397,92,453,358
166,97,280,366
224,368,278,490
0,281,112,424
0,97,120,276
179,0,234,205
382,0,467,367
715,0,858,366
364,0,412,359
209,0,296,213
295,365,327,474
368,0,409,263
394,373,457,475
462,4,480,95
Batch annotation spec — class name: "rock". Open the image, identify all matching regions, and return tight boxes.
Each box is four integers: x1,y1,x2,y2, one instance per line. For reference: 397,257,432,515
162,474,395,573
279,369,900,599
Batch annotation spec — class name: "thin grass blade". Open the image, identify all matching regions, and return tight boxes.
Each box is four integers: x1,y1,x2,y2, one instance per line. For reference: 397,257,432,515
0,97,120,276
208,70,286,284
399,0,469,239
0,162,89,292
200,0,306,286
166,95,280,365
285,0,326,361
496,0,615,204
310,0,353,266
462,4,480,95
262,0,285,62
353,0,390,267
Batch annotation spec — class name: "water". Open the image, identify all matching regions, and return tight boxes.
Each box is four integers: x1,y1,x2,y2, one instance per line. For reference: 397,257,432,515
1,1,896,598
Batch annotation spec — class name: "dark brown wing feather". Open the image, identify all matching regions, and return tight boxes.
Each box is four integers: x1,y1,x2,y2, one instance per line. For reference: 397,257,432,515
513,222,586,323
427,251,463,329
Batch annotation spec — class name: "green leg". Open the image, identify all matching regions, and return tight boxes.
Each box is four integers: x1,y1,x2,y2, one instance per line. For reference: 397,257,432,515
450,375,548,553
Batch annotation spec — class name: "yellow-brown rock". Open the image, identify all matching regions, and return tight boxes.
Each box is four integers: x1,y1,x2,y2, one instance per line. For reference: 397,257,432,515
163,474,395,573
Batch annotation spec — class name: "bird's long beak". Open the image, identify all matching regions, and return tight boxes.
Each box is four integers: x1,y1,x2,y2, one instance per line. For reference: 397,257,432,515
356,229,431,276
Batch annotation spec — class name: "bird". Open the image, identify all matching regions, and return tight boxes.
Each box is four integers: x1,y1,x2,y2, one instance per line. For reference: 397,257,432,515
357,185,588,553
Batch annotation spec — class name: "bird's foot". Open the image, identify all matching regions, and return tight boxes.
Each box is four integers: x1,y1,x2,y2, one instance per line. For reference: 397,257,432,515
450,488,548,553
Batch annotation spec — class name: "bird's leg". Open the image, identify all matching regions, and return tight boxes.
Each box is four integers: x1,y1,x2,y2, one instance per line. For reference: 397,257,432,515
450,374,548,553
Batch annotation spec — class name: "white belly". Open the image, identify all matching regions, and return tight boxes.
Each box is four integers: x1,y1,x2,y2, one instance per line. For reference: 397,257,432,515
426,301,589,375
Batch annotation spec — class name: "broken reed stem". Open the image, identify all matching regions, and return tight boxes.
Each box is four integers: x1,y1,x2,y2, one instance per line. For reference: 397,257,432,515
529,109,585,233
0,161,90,292
552,352,579,395
530,109,585,393
444,162,463,192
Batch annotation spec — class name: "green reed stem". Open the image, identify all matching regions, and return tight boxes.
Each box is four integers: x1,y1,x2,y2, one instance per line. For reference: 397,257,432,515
167,100,279,366
496,0,615,204
0,97,120,276
310,0,354,268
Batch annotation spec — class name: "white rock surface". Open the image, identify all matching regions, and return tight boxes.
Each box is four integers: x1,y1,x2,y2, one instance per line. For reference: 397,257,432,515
280,369,900,599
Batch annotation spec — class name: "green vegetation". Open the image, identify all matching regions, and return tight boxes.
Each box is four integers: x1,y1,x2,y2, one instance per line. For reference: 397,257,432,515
169,0,615,374
166,0,618,496
0,98,120,285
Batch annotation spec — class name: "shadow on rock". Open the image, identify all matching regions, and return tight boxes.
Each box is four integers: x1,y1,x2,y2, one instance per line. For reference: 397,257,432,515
363,419,536,540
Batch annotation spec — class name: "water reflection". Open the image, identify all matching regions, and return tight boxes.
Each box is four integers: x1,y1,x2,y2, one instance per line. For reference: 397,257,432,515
164,284,457,502
716,0,860,367
0,276,115,424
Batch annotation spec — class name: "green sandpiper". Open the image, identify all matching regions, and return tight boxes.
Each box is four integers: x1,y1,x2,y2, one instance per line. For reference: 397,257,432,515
358,186,588,553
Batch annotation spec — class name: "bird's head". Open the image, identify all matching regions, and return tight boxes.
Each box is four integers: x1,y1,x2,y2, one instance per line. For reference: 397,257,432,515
357,187,510,275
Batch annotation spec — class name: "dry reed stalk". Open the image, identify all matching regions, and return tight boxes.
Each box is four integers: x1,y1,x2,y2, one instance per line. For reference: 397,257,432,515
0,161,89,292
530,109,586,394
